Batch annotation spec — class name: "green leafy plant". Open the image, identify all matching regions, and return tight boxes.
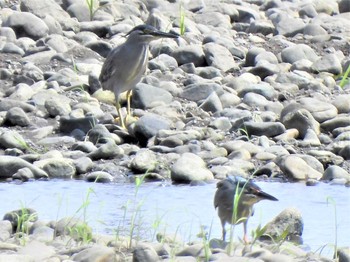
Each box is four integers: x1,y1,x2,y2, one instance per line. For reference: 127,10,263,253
66,187,95,244
85,0,109,21
151,212,167,242
14,207,38,245
68,222,92,243
250,223,268,246
197,224,212,262
227,179,249,255
179,3,186,35
238,125,250,141
338,64,350,88
86,0,96,21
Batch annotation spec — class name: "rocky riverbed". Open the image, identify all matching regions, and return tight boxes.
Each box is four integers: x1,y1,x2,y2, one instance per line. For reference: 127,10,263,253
0,0,350,261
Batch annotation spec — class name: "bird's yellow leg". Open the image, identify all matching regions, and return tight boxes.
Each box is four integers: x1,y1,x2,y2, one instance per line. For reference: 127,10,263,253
124,89,138,127
115,101,126,129
243,221,250,244
126,89,132,117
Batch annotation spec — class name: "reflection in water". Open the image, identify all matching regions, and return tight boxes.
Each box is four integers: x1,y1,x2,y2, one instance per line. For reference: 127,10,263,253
0,180,349,257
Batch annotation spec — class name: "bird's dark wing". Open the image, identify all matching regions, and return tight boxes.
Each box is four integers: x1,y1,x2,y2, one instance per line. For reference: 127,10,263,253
99,48,120,88
214,180,235,210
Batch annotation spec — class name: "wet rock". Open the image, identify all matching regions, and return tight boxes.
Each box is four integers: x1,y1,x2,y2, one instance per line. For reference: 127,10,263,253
133,242,160,262
130,149,158,173
261,208,303,244
171,152,214,183
74,157,94,174
276,155,322,180
306,179,319,186
13,167,34,181
85,171,113,183
34,158,76,179
0,155,48,179
323,166,350,181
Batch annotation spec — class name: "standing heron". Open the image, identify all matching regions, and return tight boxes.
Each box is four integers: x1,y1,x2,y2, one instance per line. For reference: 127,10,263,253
214,176,278,243
99,24,179,128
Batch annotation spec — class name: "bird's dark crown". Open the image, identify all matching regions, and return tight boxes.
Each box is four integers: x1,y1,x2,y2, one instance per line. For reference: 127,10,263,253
127,24,156,36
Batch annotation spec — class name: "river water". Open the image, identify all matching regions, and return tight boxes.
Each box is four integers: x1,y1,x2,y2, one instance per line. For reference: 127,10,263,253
0,180,349,258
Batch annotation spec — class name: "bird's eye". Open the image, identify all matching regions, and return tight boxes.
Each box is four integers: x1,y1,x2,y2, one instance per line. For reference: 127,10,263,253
142,29,152,35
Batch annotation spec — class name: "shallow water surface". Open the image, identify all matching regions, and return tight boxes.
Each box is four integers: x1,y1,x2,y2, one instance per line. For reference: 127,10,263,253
0,180,349,258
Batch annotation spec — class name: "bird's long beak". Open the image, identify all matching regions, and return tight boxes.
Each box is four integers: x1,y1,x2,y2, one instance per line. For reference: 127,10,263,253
150,29,179,39
256,190,278,201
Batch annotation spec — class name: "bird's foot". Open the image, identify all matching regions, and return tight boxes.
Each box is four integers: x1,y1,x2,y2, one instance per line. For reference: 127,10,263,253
114,115,138,129
125,114,138,126
243,235,250,245
114,117,126,129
